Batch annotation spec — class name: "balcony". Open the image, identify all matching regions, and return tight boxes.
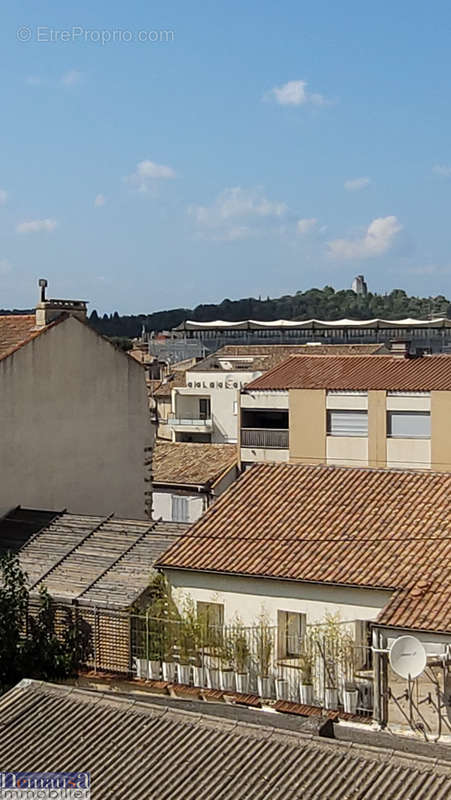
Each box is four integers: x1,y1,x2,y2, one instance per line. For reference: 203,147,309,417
168,413,213,432
241,428,289,449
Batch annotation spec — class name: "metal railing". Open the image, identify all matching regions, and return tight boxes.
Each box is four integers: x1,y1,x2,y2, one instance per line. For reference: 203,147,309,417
168,413,212,427
241,428,289,449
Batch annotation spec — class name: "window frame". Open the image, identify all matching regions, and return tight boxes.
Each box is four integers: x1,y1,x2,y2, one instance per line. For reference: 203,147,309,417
386,410,431,440
326,409,369,438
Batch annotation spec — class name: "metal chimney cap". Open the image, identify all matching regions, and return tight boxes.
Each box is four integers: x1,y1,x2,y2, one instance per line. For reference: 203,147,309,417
38,278,48,288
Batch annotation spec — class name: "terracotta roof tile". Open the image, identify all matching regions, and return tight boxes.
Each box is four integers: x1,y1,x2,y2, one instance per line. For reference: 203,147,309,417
193,344,384,372
153,371,187,396
246,353,451,391
0,314,37,360
158,463,451,633
152,441,237,486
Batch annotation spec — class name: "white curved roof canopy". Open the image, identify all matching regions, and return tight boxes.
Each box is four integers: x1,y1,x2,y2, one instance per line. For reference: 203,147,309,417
177,317,451,331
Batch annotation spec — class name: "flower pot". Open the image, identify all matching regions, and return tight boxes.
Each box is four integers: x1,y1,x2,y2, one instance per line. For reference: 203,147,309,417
325,687,338,710
192,665,204,688
235,673,249,694
299,683,313,706
162,661,176,683
220,669,235,692
275,678,289,701
148,660,161,680
257,676,273,699
135,658,148,680
343,689,359,714
177,664,191,685
205,666,221,689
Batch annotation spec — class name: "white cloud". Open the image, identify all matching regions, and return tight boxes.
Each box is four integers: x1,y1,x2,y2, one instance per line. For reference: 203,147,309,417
94,193,106,207
189,186,287,240
126,159,176,191
433,164,451,177
328,216,402,259
16,218,58,234
344,177,371,191
266,79,327,107
60,70,83,87
297,217,318,235
0,189,7,206
0,258,11,274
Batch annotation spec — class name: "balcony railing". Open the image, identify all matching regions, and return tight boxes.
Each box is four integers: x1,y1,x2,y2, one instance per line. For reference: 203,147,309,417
241,428,289,449
168,413,212,427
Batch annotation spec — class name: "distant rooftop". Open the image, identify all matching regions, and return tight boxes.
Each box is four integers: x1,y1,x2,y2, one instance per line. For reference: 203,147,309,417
246,353,451,392
176,317,451,330
0,507,187,608
152,441,238,487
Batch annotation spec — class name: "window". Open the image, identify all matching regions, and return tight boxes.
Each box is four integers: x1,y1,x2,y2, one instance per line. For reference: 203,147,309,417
199,398,211,419
171,495,189,522
327,410,368,437
387,411,431,439
277,611,306,659
197,601,224,628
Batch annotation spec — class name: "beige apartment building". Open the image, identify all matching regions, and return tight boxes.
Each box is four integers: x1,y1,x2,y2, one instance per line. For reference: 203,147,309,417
240,351,451,470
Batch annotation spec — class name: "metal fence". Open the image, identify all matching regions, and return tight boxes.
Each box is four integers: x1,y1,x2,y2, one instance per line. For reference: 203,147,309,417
130,615,373,714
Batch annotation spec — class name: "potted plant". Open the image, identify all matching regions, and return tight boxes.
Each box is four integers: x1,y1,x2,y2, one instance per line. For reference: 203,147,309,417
255,614,274,698
201,616,222,690
219,630,235,691
230,619,250,694
342,633,359,713
161,618,177,683
275,673,289,700
298,654,314,705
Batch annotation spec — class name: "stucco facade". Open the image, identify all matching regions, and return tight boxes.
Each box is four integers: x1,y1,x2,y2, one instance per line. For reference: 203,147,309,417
0,316,152,518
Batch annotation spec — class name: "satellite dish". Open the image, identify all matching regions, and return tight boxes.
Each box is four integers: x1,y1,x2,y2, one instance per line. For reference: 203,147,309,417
389,635,427,679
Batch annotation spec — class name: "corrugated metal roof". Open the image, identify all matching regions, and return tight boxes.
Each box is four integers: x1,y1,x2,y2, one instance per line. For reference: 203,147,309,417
246,353,451,391
153,441,237,487
158,463,451,633
0,509,187,608
1,681,450,800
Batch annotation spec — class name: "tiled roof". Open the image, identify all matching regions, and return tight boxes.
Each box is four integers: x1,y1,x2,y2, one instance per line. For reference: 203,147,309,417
159,463,451,633
153,370,187,396
152,441,238,487
2,681,451,800
0,314,37,360
0,508,187,608
192,343,385,372
246,353,451,391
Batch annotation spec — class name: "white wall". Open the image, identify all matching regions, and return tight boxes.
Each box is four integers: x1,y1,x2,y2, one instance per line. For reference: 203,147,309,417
165,569,392,628
0,316,152,518
386,438,431,469
175,370,262,442
240,447,289,464
327,436,368,467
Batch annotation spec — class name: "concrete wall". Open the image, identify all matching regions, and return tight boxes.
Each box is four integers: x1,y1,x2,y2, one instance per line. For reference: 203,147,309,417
368,391,386,468
0,316,152,518
165,569,392,627
289,389,326,465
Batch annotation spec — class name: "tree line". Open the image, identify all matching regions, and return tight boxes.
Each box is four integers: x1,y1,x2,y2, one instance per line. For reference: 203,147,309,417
88,287,451,338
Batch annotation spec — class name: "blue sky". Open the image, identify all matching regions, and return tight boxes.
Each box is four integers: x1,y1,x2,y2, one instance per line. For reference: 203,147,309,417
2,0,451,313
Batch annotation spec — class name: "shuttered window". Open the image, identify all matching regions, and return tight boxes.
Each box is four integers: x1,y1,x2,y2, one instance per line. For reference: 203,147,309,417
387,411,431,439
327,410,368,437
171,495,189,522
277,611,306,658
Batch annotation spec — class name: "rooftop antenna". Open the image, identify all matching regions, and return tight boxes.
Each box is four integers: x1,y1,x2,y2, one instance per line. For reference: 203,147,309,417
38,278,48,303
